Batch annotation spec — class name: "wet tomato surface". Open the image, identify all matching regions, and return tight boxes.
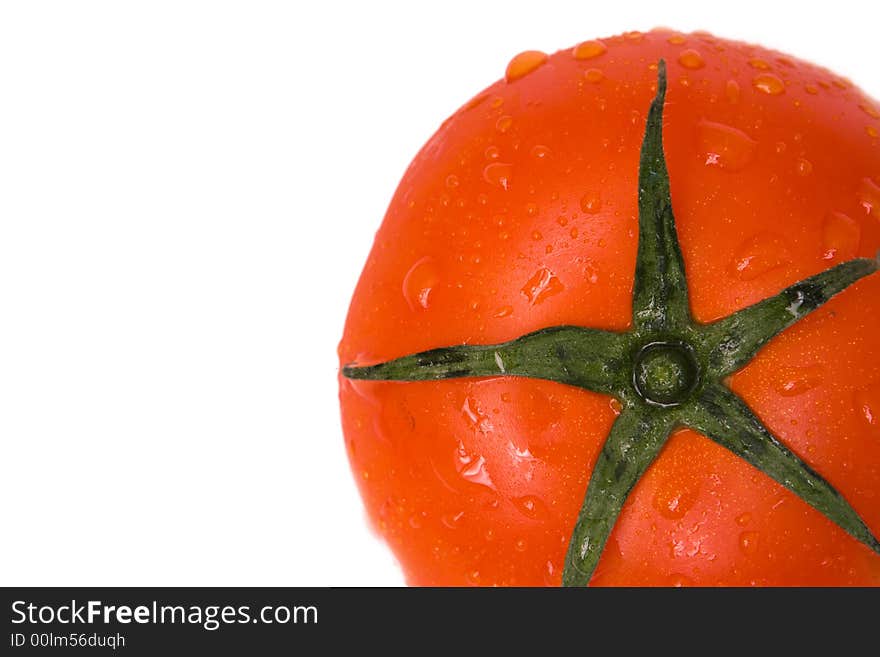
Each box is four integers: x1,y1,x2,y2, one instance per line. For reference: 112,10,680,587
338,30,880,586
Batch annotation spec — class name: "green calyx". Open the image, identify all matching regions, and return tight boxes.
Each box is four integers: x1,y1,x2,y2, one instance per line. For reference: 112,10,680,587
343,60,880,586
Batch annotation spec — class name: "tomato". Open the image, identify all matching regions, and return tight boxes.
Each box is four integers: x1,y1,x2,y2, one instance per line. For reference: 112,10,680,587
338,29,880,586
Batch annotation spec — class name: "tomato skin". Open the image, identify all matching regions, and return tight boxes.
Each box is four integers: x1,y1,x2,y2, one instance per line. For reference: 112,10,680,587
338,30,880,586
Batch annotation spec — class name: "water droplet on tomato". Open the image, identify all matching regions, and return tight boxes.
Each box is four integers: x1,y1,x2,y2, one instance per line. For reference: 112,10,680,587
483,162,513,190
462,397,493,433
521,267,564,305
509,440,534,461
531,229,542,241
678,49,705,69
854,384,880,432
485,145,500,160
739,531,760,556
867,126,879,139
402,256,440,311
580,191,602,214
496,115,514,133
775,365,824,397
530,144,551,159
795,158,813,176
821,212,861,261
752,73,785,95
408,512,425,529
669,574,694,587
570,226,579,239
445,174,459,189
505,50,548,82
730,233,791,280
725,79,741,103
466,569,482,585
455,439,495,490
748,58,771,70
494,305,513,318
609,398,623,415
735,512,752,527
572,40,607,60
462,92,490,112
584,68,604,83
667,34,687,45
859,102,880,119
441,511,465,529
514,537,528,552
652,481,697,520
697,119,757,171
513,495,549,521
858,178,880,218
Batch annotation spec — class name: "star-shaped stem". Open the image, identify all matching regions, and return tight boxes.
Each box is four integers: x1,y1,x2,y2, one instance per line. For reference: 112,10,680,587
343,60,880,586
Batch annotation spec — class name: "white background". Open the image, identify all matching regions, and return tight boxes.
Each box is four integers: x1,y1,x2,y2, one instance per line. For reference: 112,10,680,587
0,1,877,586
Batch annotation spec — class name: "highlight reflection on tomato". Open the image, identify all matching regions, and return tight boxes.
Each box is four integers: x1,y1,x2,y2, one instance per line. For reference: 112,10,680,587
338,29,880,586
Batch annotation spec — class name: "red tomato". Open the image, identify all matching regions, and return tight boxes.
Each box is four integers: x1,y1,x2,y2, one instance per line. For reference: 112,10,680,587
338,29,880,586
